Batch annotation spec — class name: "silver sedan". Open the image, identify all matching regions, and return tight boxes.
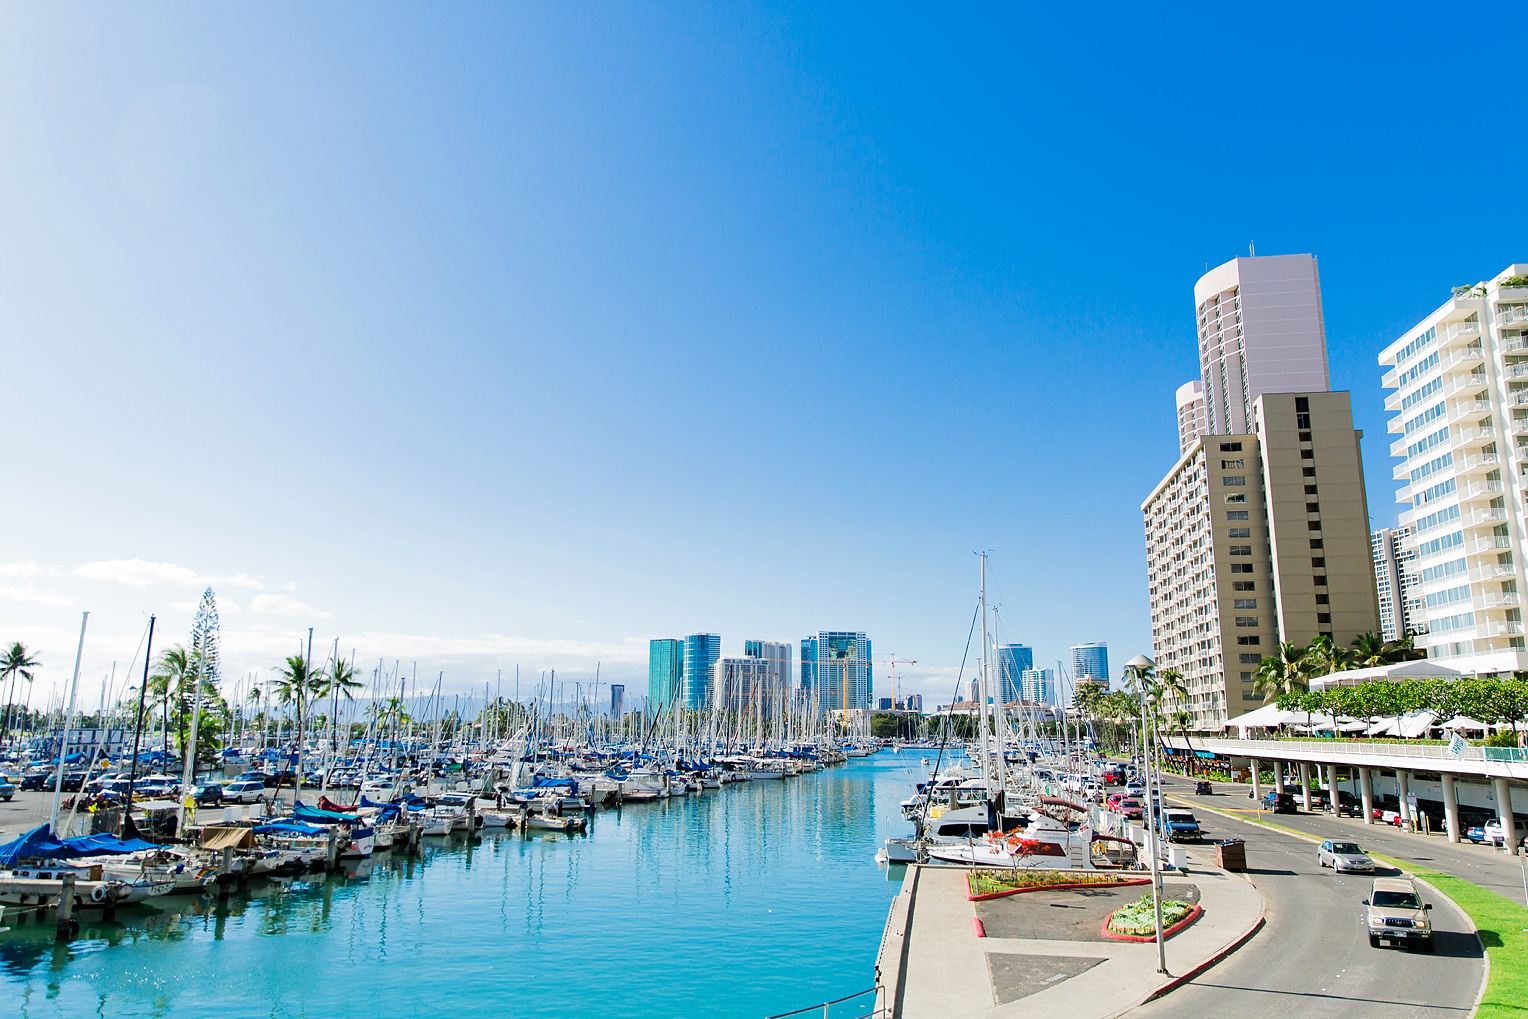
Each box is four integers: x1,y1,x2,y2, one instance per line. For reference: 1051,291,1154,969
1317,838,1375,872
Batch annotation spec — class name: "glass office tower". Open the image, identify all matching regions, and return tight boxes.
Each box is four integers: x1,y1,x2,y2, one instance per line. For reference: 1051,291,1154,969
682,633,721,710
1071,642,1109,683
648,638,684,711
996,644,1033,703
802,631,872,712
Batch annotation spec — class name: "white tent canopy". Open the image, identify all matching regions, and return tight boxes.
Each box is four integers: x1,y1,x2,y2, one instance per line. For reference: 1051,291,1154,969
1366,711,1438,738
1223,703,1305,731
1310,660,1462,691
1439,715,1489,731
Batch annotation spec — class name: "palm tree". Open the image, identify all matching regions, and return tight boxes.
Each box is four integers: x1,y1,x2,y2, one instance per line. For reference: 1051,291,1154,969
150,645,213,757
1,642,40,741
1349,631,1389,668
1302,634,1349,678
319,655,362,766
1254,642,1309,704
270,654,321,792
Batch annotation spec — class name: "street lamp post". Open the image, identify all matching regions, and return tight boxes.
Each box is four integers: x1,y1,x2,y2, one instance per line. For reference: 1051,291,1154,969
1125,653,1168,976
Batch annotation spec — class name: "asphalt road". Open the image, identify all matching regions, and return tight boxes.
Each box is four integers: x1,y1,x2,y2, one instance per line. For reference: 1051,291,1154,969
1155,772,1528,905
1128,793,1484,1018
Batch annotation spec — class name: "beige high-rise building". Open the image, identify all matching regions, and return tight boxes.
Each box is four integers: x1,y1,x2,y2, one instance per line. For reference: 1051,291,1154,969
1143,392,1380,728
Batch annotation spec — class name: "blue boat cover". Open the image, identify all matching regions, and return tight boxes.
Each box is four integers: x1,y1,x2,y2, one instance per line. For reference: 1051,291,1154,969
0,825,158,865
254,821,326,836
293,803,360,825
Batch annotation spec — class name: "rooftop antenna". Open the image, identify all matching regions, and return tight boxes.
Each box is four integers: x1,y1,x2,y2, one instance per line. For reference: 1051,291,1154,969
1249,241,1256,257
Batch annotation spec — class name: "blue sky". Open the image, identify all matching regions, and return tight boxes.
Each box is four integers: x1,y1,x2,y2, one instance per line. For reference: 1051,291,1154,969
4,4,1527,709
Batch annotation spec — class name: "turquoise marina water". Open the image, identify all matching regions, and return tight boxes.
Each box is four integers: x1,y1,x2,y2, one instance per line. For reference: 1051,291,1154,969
2,755,925,1018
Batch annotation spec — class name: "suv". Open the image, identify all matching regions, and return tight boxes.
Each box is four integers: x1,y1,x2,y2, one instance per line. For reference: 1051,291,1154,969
223,779,268,804
1365,878,1433,950
1162,808,1202,842
1483,818,1527,848
1262,790,1297,814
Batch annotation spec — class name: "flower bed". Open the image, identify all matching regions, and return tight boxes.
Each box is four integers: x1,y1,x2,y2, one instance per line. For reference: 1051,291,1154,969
966,869,1149,901
1101,894,1201,941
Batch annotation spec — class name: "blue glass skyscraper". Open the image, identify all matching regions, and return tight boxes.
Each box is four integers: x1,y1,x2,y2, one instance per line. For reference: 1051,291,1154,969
682,633,721,710
648,638,684,710
996,644,1033,703
802,631,872,711
1071,642,1109,684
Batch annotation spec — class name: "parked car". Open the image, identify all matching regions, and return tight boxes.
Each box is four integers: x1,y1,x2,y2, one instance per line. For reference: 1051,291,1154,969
1162,808,1202,842
1463,824,1488,844
1365,878,1433,950
1317,839,1375,873
1335,791,1364,818
1261,791,1298,814
1118,797,1145,820
20,769,50,791
1482,818,1527,848
191,781,225,806
1125,781,1145,797
1374,809,1403,826
0,773,13,800
1194,780,1213,795
223,779,268,804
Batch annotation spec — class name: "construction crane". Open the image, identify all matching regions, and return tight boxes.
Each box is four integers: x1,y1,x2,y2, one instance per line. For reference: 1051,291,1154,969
878,655,917,711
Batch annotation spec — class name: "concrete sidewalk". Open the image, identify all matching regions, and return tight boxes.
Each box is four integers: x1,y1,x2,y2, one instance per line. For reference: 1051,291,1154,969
881,851,1266,1019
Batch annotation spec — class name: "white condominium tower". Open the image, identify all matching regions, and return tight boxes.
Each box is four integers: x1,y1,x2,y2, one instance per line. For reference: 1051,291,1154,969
1176,380,1207,455
1371,526,1424,642
1196,254,1331,435
1378,264,1528,671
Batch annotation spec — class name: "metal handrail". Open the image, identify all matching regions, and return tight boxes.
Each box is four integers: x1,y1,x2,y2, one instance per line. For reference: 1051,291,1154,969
766,987,881,1019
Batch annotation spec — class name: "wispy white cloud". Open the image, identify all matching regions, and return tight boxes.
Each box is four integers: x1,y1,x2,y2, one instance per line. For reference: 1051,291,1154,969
0,583,74,607
250,593,330,618
72,559,263,590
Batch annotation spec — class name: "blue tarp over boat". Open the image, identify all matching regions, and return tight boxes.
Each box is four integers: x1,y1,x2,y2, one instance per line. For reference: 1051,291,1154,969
0,825,158,866
293,803,362,825
254,821,326,836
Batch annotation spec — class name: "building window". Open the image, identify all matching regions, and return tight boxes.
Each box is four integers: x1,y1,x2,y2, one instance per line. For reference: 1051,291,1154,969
1302,466,1316,477
1304,485,1318,496
1308,521,1322,531
1310,539,1324,549
1224,476,1246,486
1300,449,1315,460
1237,635,1261,646
1229,527,1251,538
1234,598,1257,609
1311,557,1325,568
1314,575,1327,587
1231,564,1254,574
1225,493,1247,504
1306,502,1320,513
1315,594,1330,604
1234,616,1259,627
1220,442,1242,452
1229,545,1252,556
1232,580,1255,591
1295,397,1310,412
1299,430,1312,441
1221,459,1245,469
1316,613,1332,624
1227,511,1249,520
1239,653,1260,664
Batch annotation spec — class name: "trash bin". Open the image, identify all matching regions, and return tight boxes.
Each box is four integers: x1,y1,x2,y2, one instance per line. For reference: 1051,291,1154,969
1216,837,1246,872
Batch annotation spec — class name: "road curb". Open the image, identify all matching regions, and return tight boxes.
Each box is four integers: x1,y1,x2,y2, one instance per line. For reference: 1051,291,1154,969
1142,913,1266,1003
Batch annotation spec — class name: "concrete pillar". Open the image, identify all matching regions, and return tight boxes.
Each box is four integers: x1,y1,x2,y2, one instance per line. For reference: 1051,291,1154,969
1299,762,1313,812
1492,777,1518,855
1273,760,1284,792
1360,767,1375,825
1442,774,1461,843
1397,770,1412,831
1327,764,1341,816
1250,759,1262,803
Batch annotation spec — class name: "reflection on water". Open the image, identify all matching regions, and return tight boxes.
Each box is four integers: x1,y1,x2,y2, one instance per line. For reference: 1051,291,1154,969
1,755,931,1018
